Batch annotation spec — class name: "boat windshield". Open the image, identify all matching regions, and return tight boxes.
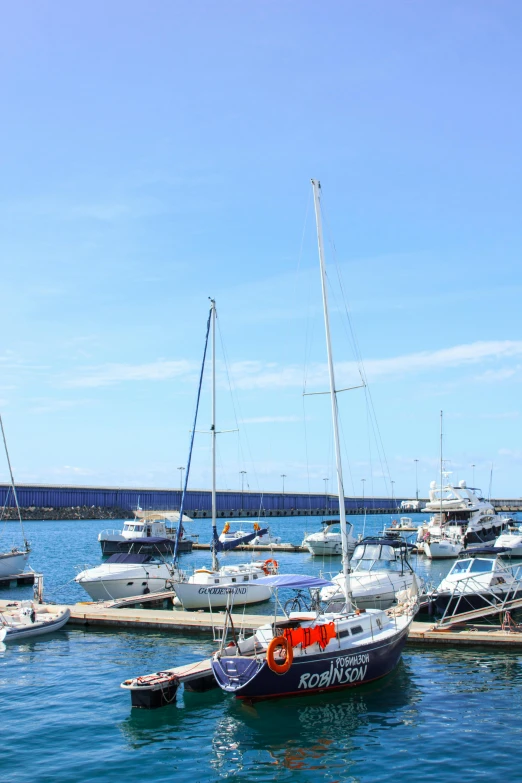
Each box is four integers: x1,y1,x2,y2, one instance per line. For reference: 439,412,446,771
470,558,495,573
450,559,471,574
351,543,401,572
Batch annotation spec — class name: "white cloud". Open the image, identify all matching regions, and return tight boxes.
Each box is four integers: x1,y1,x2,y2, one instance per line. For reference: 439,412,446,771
28,399,93,415
59,340,522,391
63,360,196,388
241,416,300,424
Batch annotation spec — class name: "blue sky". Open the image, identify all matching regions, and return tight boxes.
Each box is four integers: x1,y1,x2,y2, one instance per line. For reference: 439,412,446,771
0,1,521,499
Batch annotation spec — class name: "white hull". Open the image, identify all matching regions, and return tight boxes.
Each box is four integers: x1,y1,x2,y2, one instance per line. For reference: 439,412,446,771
172,580,272,610
322,572,421,610
1,607,70,642
305,539,343,556
0,551,29,577
494,533,522,557
75,562,177,601
424,540,463,559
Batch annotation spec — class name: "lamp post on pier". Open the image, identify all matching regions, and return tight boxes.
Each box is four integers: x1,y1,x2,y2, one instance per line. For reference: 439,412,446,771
391,480,396,510
323,478,329,514
178,466,184,493
414,459,419,501
471,464,476,488
240,470,247,511
281,474,287,512
361,478,366,513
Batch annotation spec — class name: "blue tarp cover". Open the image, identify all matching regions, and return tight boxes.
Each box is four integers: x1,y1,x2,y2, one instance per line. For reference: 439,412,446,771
127,537,171,544
106,553,156,564
461,546,511,556
253,574,334,588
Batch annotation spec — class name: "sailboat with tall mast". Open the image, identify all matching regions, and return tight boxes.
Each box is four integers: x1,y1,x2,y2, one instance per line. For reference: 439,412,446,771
0,414,30,578
171,299,275,610
210,180,417,700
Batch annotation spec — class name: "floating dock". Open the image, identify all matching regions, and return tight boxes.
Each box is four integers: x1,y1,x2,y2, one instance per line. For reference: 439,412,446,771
0,572,36,589
193,542,306,552
3,597,522,648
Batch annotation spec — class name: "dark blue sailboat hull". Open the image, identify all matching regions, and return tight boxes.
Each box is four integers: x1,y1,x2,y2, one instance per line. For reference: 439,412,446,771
211,626,409,701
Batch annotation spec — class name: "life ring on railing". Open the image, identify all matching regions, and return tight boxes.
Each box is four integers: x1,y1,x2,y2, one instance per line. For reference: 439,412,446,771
266,636,293,674
262,558,278,575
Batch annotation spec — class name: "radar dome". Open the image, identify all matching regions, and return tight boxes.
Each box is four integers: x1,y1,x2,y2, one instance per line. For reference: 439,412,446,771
430,481,437,489
459,480,467,488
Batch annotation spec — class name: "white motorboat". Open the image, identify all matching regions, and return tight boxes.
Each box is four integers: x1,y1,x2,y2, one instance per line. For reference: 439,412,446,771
207,180,415,701
418,477,510,559
74,553,183,601
98,511,195,555
0,603,70,642
494,530,522,557
422,547,522,616
0,415,30,577
302,520,357,556
219,521,282,547
172,560,276,610
320,537,423,610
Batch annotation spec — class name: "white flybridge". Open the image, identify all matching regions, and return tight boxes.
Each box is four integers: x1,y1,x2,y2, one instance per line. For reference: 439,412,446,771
171,299,274,611
417,476,510,559
209,180,416,701
0,414,30,578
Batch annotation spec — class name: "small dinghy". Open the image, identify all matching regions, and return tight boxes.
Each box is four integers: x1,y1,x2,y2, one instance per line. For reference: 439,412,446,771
0,602,70,643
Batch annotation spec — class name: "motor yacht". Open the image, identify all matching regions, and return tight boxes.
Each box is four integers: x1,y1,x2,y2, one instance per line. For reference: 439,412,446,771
98,511,194,555
75,553,183,601
417,478,510,559
320,537,423,610
421,547,522,616
302,520,357,557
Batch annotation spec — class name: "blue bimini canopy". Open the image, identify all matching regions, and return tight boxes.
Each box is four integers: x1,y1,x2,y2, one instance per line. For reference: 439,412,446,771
253,574,334,588
129,537,171,545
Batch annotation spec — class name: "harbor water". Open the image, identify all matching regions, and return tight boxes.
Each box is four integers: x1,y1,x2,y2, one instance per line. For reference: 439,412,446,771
2,514,522,783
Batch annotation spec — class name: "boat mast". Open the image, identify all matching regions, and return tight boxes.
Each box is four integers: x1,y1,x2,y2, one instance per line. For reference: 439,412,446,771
439,411,444,531
311,179,351,611
0,414,29,550
210,299,219,571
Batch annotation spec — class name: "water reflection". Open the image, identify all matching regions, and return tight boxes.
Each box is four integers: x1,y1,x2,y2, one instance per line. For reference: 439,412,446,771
209,661,420,776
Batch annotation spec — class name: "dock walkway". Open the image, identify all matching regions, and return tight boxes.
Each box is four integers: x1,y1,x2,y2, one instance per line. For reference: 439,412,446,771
3,599,522,647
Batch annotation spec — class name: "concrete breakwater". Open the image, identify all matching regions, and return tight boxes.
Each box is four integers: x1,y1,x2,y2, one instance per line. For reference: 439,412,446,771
0,505,128,521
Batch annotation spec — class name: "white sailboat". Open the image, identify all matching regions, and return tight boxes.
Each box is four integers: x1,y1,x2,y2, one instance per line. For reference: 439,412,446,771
210,180,417,700
0,414,30,578
171,299,274,610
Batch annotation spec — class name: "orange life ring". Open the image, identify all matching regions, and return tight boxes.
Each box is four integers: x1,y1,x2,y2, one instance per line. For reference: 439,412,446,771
262,558,279,575
266,636,293,674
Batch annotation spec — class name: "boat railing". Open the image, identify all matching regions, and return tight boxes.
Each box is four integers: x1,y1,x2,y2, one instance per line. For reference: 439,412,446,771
99,529,122,537
436,564,522,627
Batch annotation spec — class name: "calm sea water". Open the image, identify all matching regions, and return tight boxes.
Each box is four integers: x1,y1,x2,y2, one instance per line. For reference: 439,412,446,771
2,513,522,783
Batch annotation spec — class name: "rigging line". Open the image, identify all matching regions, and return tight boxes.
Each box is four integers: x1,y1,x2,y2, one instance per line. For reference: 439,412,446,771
0,414,28,548
173,306,212,564
301,395,313,515
215,318,263,505
323,241,393,493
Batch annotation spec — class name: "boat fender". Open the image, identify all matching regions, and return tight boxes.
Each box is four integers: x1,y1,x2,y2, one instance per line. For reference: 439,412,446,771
266,636,293,675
